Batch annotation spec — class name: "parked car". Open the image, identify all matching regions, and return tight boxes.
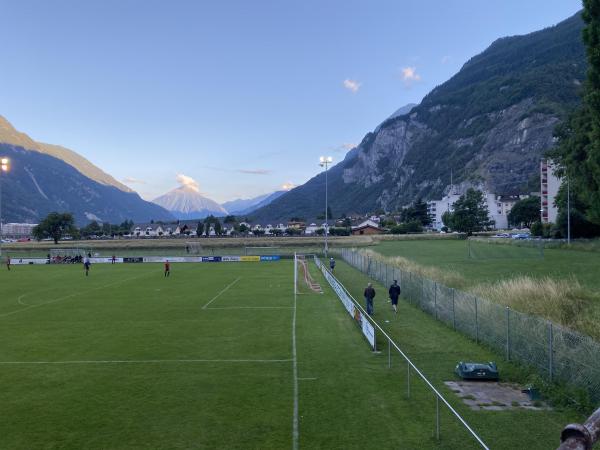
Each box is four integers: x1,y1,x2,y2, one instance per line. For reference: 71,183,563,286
511,233,531,240
493,233,510,238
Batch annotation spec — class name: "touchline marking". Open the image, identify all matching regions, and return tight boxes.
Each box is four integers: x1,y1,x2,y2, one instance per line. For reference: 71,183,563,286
0,272,153,319
0,358,293,365
202,277,241,309
292,272,299,450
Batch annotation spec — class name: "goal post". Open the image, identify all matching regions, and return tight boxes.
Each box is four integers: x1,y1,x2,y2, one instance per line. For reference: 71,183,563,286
185,241,203,255
294,252,298,296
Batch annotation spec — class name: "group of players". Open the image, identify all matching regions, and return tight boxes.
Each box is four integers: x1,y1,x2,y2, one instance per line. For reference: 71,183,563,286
4,254,172,278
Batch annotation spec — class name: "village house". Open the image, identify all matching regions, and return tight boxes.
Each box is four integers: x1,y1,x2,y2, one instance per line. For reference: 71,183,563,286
351,219,385,235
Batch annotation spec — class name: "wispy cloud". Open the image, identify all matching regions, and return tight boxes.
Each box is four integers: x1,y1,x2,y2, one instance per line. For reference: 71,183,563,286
176,173,200,192
441,55,451,64
343,79,361,93
196,165,271,175
281,182,296,191
330,143,357,153
237,168,271,175
400,66,421,85
122,177,146,184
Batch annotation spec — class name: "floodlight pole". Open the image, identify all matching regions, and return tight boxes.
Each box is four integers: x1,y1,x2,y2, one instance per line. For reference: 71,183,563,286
319,156,333,256
567,175,571,245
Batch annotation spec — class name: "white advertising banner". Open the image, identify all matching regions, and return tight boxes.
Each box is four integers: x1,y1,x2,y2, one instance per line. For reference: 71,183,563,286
90,257,124,264
142,256,200,263
10,258,47,265
316,257,376,350
221,256,242,262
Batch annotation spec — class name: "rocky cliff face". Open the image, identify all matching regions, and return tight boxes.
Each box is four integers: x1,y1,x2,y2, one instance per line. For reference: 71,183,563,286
249,12,586,222
345,98,562,209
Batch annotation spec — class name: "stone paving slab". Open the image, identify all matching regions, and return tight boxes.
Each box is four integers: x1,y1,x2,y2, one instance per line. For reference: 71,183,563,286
445,381,550,411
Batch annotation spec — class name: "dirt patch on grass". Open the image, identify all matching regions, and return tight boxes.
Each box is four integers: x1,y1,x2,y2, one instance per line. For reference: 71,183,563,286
445,381,550,411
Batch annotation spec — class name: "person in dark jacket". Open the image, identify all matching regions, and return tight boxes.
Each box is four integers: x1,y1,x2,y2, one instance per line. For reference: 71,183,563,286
364,282,376,315
329,257,336,272
389,280,401,314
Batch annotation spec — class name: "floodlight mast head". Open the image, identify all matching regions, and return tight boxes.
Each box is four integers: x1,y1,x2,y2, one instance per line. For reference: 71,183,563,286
0,157,8,172
319,156,333,167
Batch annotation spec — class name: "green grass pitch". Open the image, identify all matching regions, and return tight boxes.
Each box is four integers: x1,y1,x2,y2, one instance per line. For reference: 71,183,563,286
0,260,583,449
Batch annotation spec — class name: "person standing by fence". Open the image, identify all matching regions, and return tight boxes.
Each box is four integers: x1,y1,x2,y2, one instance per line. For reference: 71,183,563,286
389,279,401,314
329,257,336,272
364,282,376,315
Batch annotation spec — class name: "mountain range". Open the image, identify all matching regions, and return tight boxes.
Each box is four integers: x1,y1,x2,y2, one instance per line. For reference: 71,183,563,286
152,185,228,220
221,191,286,216
151,188,286,219
0,11,587,226
0,116,173,224
249,12,586,223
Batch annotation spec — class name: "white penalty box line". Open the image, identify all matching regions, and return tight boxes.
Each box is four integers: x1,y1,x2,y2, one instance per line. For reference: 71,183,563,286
202,276,293,310
202,277,242,309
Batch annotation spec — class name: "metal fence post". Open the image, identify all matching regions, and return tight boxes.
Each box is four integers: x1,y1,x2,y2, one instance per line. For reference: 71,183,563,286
549,322,554,382
506,307,510,361
407,364,411,398
434,282,438,320
452,288,456,330
436,394,440,440
475,296,479,344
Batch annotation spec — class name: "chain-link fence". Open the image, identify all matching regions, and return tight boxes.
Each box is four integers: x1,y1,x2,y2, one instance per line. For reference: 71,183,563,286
339,248,600,403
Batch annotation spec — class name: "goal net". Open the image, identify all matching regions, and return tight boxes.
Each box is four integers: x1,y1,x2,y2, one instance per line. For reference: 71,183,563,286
294,253,322,294
185,242,202,255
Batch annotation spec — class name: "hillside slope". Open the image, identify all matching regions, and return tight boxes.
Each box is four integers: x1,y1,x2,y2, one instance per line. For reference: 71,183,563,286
251,12,586,222
0,115,131,193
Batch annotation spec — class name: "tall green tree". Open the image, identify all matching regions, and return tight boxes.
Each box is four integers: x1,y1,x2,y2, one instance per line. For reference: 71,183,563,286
508,197,541,228
32,212,77,244
213,220,222,236
444,189,493,234
401,199,432,226
196,222,204,237
550,2,600,226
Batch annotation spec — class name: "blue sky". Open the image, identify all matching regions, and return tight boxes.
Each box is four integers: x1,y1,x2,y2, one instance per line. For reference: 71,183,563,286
0,0,582,203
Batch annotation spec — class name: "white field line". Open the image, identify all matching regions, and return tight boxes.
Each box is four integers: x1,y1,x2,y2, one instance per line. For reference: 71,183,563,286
292,271,299,450
206,306,293,310
17,294,30,306
15,270,75,307
0,358,293,365
0,272,153,319
201,277,241,309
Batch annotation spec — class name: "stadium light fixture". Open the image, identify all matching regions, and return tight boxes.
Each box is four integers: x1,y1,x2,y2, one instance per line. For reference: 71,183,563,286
0,157,9,257
319,156,333,256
